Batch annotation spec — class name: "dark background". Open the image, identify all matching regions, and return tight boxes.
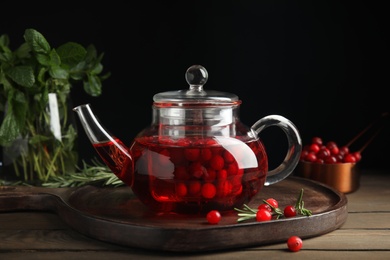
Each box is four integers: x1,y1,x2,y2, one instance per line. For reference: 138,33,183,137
1,1,389,171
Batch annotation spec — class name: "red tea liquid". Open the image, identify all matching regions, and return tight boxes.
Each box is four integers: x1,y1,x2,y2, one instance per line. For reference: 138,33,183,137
93,136,268,214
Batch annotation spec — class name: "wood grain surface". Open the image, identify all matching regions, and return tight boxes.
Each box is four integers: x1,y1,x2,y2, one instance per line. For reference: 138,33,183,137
0,169,389,259
0,176,347,252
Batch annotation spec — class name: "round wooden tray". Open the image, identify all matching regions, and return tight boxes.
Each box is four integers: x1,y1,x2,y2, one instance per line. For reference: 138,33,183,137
0,176,347,252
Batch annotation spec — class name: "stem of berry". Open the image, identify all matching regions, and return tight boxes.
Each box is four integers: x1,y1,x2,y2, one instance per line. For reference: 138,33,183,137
295,189,312,216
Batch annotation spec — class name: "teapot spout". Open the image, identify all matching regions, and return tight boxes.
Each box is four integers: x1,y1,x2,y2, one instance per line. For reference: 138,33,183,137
73,104,133,186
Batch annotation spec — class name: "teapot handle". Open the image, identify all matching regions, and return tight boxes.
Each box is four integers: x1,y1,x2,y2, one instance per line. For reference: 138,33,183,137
251,115,302,186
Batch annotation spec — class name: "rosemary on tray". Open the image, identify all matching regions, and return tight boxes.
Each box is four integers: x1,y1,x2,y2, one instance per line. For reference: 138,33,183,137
0,159,124,188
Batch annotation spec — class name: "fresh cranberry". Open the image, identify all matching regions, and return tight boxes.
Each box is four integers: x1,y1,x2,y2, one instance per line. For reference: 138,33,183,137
284,205,297,218
324,156,338,164
256,208,272,222
304,152,317,162
352,151,362,162
201,183,217,199
210,155,224,170
287,236,303,252
311,137,323,146
344,153,357,163
265,198,279,208
309,143,320,153
207,210,221,224
258,203,272,212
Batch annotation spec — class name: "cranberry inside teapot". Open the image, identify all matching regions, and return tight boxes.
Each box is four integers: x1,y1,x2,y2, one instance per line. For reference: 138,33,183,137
128,136,268,214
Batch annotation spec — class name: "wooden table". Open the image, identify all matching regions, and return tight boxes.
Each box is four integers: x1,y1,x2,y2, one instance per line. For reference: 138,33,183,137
0,168,389,259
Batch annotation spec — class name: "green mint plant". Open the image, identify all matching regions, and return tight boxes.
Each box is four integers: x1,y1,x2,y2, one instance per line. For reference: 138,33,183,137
0,28,110,183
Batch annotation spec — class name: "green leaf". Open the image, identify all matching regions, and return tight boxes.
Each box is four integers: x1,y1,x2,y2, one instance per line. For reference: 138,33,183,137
35,53,50,66
37,67,48,84
49,49,61,66
85,44,98,63
6,66,35,87
0,111,20,145
83,74,102,96
14,43,31,60
49,65,68,79
29,134,51,144
57,42,86,68
69,60,86,80
24,28,51,54
0,70,13,91
90,62,103,75
0,28,110,183
0,91,27,146
0,34,10,48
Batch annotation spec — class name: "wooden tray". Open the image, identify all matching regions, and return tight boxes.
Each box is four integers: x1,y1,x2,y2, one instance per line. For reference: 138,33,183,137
0,176,347,252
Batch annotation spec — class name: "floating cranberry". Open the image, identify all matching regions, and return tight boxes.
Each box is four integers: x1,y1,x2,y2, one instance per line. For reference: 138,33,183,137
201,148,213,161
184,148,200,161
201,183,217,199
189,181,202,195
176,183,187,197
210,154,225,170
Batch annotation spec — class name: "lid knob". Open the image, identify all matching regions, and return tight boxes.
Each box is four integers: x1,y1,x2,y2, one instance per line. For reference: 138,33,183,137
185,65,208,93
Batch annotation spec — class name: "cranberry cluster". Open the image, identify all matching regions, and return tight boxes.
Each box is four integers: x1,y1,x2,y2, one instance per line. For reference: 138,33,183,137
300,137,362,164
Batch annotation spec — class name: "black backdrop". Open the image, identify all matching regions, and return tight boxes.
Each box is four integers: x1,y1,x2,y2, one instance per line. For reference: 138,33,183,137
1,1,389,171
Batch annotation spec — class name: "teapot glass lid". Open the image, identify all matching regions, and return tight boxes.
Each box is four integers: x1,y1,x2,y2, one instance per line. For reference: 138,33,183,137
153,65,239,104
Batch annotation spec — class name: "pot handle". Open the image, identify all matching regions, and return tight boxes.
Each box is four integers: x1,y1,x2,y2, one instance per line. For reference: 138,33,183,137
251,115,302,186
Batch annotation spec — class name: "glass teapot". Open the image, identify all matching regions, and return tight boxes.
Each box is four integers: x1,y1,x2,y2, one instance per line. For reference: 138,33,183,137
73,65,302,214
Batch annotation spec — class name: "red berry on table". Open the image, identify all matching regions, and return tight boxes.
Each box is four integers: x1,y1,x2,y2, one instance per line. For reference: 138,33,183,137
287,236,303,252
256,208,272,222
284,205,297,218
258,203,272,212
265,198,279,208
206,210,221,224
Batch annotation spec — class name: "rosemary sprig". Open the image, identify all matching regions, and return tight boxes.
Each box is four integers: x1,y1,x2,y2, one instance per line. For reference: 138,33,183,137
41,159,124,188
295,188,312,216
234,189,312,223
0,159,124,188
